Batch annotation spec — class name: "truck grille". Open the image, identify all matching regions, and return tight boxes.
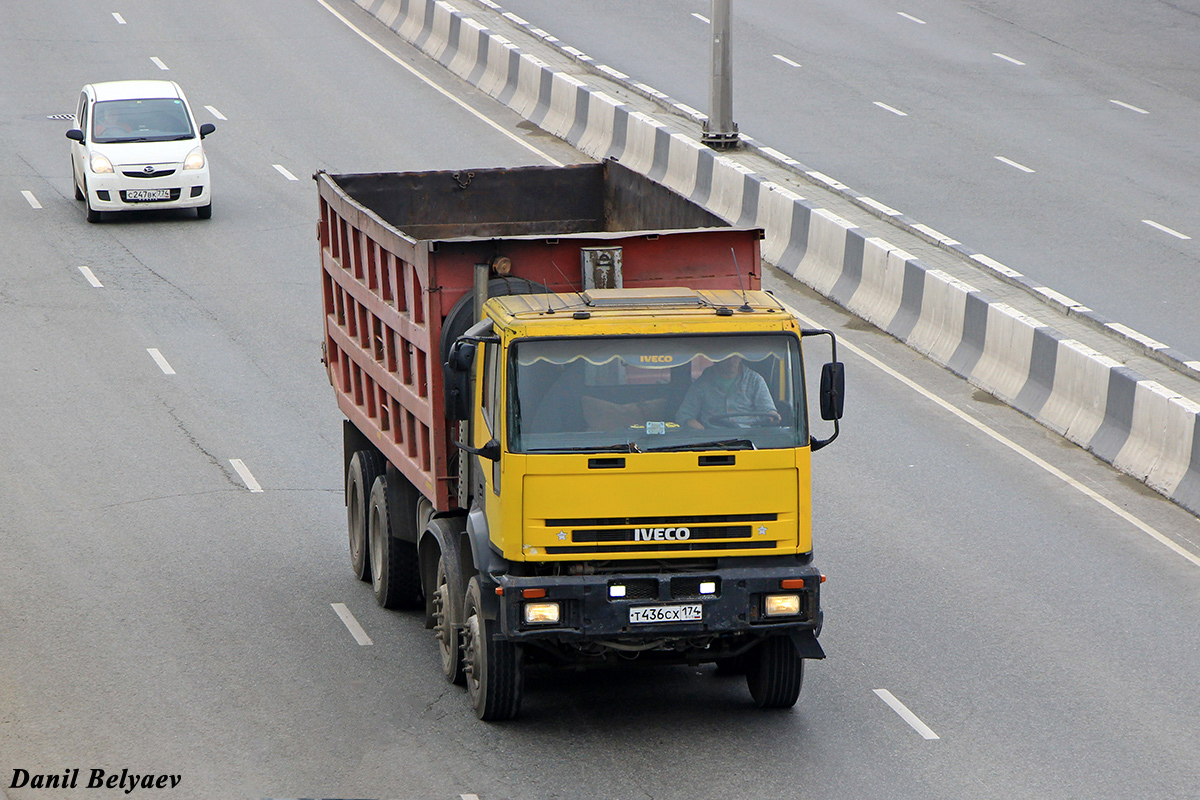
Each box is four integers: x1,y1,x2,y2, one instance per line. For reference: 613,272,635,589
545,540,776,555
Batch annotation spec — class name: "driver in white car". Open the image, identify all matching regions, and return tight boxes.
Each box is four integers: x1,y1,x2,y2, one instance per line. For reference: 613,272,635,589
675,355,781,430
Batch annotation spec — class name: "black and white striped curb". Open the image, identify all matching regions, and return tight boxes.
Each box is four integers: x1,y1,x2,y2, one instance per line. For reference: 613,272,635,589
350,0,1200,516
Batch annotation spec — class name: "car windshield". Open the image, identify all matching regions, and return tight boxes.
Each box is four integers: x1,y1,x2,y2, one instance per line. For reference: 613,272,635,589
509,334,807,453
92,98,194,143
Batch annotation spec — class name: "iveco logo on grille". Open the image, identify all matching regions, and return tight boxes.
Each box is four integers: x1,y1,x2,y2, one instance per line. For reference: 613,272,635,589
634,527,691,541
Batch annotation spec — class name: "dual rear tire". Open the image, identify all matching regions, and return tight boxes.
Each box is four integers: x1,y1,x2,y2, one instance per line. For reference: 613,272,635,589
346,449,421,609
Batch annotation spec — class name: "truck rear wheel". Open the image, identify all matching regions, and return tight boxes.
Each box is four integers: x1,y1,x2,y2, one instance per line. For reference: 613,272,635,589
746,636,804,709
367,476,422,609
463,577,522,721
346,450,384,581
434,553,465,686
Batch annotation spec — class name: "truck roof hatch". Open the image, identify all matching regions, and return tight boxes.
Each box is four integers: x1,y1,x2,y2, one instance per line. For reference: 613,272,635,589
581,287,704,307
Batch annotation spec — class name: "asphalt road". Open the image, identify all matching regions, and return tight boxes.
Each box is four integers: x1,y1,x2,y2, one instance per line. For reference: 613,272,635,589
495,0,1200,361
2,1,1199,799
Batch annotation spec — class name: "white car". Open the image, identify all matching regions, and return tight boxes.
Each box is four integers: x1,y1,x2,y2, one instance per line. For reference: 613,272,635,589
67,80,214,222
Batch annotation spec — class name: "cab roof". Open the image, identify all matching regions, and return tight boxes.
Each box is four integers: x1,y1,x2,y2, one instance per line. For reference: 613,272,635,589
488,288,792,322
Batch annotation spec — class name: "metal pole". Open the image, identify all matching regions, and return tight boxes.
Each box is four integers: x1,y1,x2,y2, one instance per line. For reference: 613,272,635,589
702,0,738,149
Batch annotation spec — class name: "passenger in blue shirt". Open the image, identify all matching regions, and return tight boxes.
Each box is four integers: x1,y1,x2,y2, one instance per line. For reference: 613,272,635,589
676,356,781,429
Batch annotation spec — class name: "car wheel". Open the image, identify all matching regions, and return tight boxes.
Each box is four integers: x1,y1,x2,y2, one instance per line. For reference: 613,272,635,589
196,202,211,220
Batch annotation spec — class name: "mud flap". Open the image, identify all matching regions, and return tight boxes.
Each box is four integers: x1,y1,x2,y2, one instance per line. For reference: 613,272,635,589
789,629,826,659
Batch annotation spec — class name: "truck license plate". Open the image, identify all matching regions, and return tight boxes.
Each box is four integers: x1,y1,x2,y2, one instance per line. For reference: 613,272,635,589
126,189,170,201
629,603,702,624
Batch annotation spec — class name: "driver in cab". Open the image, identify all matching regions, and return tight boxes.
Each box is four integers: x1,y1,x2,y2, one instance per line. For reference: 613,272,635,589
675,355,781,429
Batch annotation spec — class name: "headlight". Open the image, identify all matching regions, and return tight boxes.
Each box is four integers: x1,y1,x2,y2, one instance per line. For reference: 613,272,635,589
523,601,560,625
183,147,206,170
764,594,801,617
90,153,114,174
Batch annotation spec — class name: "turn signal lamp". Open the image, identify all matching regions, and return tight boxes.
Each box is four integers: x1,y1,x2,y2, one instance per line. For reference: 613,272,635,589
522,588,547,599
523,601,560,624
780,578,805,589
764,594,801,617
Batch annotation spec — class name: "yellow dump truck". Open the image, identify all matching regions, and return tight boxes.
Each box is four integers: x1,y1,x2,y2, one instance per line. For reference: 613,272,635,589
320,161,844,719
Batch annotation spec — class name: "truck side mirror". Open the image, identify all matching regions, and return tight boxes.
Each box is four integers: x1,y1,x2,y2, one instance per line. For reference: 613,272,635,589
66,129,84,142
448,340,476,373
819,361,845,421
443,340,477,420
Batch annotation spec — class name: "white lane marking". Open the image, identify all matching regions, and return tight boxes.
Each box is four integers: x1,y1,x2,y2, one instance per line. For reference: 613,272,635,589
993,52,1025,65
773,54,802,68
1110,99,1149,114
1142,219,1191,240
874,689,940,739
781,301,1200,570
78,266,104,287
692,12,710,24
897,12,926,24
995,155,1035,173
112,12,126,24
272,164,298,181
460,795,481,800
21,191,41,209
146,348,176,375
204,105,227,121
331,603,374,645
874,101,908,116
314,0,563,167
229,459,264,492
150,56,169,70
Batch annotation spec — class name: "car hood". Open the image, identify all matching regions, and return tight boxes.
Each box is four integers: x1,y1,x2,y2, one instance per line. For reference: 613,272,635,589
92,139,200,167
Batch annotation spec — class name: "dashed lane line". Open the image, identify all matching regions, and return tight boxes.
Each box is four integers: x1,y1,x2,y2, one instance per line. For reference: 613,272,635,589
874,101,908,117
21,191,41,209
331,603,374,645
1143,219,1191,240
150,56,169,70
993,52,1025,65
995,155,1035,173
874,689,940,739
112,12,126,24
146,348,176,375
78,266,103,288
897,12,926,24
773,54,802,68
1111,99,1149,115
204,105,227,121
691,12,710,24
272,164,298,181
229,459,264,492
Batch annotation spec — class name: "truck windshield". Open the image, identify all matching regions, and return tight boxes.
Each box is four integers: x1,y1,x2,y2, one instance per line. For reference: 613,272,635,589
509,334,807,453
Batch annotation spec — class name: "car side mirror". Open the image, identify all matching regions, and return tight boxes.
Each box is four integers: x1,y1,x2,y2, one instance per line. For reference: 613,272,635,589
199,122,215,139
819,361,845,421
65,129,84,142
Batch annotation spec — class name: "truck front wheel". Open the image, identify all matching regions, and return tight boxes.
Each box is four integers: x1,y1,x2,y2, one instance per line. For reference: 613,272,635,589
347,451,385,581
746,636,804,709
463,578,523,721
367,476,422,609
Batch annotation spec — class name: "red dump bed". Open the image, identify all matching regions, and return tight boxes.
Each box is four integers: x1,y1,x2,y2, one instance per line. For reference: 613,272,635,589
319,161,761,511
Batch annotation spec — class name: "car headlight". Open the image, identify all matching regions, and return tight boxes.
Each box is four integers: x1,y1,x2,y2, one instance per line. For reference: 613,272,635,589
183,147,206,170
764,594,801,617
90,153,114,174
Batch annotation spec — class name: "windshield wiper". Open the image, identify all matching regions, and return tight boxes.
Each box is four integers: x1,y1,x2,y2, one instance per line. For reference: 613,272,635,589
527,442,642,454
644,438,756,453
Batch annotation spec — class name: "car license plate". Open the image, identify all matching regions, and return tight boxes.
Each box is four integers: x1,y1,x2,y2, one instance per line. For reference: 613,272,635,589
126,189,170,201
629,603,702,624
